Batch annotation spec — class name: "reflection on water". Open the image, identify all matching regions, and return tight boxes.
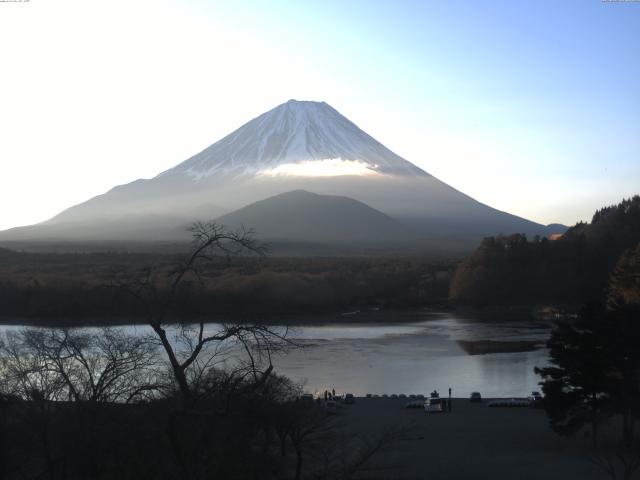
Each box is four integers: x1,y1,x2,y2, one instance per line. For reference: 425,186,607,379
274,312,551,397
0,311,551,398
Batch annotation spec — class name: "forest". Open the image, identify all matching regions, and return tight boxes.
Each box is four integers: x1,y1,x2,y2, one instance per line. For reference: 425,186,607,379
449,196,640,306
0,248,454,323
1,196,639,323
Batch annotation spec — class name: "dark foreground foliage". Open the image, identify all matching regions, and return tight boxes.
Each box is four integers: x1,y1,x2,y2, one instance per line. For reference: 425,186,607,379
536,243,640,479
0,327,396,480
0,378,355,480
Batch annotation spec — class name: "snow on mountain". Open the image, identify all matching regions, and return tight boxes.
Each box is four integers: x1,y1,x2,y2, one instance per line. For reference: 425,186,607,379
160,100,428,180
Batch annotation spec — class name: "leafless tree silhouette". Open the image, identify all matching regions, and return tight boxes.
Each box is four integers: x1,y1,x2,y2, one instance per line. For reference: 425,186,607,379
114,221,294,404
0,327,161,404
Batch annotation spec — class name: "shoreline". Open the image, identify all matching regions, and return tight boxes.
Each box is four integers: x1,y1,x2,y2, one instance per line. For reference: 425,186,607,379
0,304,567,328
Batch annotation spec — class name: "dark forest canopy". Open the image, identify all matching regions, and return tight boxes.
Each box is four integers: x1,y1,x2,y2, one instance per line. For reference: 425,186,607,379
0,252,454,322
449,196,640,305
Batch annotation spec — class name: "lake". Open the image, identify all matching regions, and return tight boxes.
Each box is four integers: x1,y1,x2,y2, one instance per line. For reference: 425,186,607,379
0,310,552,398
274,310,552,398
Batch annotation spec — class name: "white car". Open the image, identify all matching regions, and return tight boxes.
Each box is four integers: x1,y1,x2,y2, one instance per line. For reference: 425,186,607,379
528,391,542,401
424,397,444,413
528,391,543,407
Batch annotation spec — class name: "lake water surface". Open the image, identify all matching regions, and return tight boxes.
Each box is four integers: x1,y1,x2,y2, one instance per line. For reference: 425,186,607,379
274,311,551,398
0,310,552,398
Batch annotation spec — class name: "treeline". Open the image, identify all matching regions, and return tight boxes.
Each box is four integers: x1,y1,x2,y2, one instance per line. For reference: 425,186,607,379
0,251,455,322
449,196,640,305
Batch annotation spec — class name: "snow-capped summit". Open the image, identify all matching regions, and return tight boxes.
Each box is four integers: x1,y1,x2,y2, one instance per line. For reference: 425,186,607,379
161,99,428,180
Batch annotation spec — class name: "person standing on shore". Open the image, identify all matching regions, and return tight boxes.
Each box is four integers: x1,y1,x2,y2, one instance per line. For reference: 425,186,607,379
448,387,452,412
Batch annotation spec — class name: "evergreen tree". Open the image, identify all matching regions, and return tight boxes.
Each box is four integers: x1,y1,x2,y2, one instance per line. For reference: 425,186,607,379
534,303,614,447
536,244,640,449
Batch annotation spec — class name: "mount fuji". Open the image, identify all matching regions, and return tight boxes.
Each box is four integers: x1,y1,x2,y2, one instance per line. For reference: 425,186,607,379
0,100,562,252
164,99,426,180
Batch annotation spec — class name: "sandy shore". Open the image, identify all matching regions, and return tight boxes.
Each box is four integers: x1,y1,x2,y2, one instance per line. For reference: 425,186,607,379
333,397,607,479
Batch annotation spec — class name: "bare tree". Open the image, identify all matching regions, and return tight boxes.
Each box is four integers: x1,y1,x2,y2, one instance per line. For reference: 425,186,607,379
590,430,640,480
114,221,293,404
286,402,338,480
0,327,163,480
312,425,406,480
0,327,162,404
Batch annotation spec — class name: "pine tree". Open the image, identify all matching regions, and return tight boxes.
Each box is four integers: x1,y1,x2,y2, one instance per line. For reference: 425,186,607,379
536,244,640,450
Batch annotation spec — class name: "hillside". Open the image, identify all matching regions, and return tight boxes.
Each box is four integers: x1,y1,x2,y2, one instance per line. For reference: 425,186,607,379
449,196,640,305
217,190,416,246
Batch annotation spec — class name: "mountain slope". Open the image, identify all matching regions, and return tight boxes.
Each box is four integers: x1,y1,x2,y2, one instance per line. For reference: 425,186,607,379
0,99,557,250
217,190,415,245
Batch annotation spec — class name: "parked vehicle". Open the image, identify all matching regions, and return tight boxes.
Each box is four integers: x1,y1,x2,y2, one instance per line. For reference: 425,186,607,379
528,391,542,401
470,392,482,402
300,393,314,404
425,397,444,413
528,391,543,407
344,393,355,404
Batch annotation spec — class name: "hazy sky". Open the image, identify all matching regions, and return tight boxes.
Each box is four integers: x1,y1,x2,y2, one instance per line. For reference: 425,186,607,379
1,0,638,230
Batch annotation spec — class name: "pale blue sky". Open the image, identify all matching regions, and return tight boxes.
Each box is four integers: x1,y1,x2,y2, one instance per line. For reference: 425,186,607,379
0,0,638,229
